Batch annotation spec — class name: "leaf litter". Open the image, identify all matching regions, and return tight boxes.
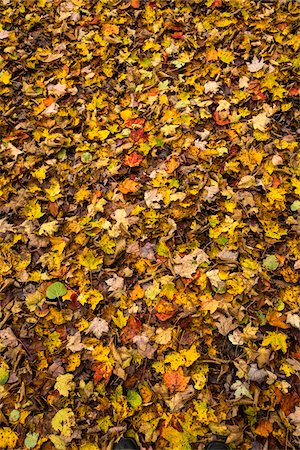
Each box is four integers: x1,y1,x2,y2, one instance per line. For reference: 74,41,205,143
0,0,300,449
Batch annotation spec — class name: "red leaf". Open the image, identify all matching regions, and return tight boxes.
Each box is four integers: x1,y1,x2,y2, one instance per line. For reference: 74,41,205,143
70,293,80,308
252,92,267,101
125,118,145,127
129,128,145,142
289,87,299,96
124,152,143,167
213,111,229,126
172,32,184,39
88,16,99,25
92,362,112,384
121,316,142,344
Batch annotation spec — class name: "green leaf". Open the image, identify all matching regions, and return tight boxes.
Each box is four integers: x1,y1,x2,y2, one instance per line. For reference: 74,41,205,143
24,432,39,449
127,389,142,409
46,282,67,299
0,362,9,385
156,241,170,257
81,152,92,163
9,410,20,423
263,255,279,271
291,200,300,211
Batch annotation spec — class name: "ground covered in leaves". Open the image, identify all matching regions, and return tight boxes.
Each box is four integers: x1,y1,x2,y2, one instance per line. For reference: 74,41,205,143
0,0,300,449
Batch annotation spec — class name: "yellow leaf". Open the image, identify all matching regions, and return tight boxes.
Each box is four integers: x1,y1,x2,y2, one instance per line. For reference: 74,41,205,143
112,310,128,329
120,109,132,121
45,179,61,202
45,332,62,354
0,71,11,85
78,249,103,270
192,365,209,390
32,166,48,183
80,444,100,450
49,435,66,450
161,426,191,450
78,289,103,309
292,178,300,195
75,186,91,203
0,427,18,448
51,408,75,437
98,129,110,140
39,221,59,236
98,234,116,254
22,199,44,220
217,49,234,64
262,332,287,353
193,400,217,424
266,187,286,205
54,374,75,397
67,353,81,372
164,345,200,371
183,345,201,367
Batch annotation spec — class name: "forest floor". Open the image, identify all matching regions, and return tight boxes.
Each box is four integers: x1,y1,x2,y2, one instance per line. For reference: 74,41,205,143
0,0,300,449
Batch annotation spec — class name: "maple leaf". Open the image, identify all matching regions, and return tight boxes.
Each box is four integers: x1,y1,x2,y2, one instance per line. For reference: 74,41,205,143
252,112,271,131
289,407,300,436
0,428,18,449
204,81,220,94
173,248,209,278
54,373,75,397
262,332,287,353
86,318,109,339
66,331,84,352
51,408,75,437
247,55,265,72
124,152,143,167
78,249,103,270
255,419,273,437
163,367,190,393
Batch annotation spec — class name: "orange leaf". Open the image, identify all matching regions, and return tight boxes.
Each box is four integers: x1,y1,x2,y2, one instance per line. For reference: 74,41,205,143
131,0,140,8
124,152,143,167
255,419,273,437
165,156,180,174
102,24,119,36
206,48,218,61
213,111,229,126
139,383,153,403
43,96,55,107
125,117,145,127
163,367,190,393
172,32,184,39
226,129,238,141
155,299,177,322
119,178,139,194
130,283,145,300
289,87,299,96
92,362,112,384
213,0,222,7
266,310,289,329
